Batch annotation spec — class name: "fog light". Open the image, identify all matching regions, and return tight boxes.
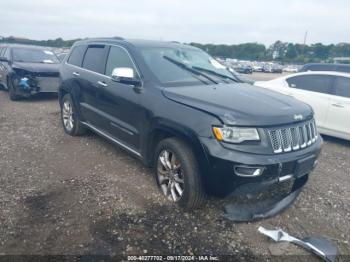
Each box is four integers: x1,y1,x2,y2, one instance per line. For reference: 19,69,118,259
234,166,264,177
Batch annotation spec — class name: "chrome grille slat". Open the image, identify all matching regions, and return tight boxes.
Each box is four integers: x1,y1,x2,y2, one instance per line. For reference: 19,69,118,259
268,119,318,154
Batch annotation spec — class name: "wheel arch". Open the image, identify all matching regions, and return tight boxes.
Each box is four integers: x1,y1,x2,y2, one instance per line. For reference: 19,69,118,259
142,120,211,179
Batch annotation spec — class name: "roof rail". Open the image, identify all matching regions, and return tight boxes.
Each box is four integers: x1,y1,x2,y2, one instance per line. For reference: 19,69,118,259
85,36,124,41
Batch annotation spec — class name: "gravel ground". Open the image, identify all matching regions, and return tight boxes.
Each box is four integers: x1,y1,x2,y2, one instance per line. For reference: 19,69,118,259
0,76,349,260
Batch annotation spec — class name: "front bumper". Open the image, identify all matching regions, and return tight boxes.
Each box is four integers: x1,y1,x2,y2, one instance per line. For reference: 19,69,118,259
199,136,322,197
15,76,59,95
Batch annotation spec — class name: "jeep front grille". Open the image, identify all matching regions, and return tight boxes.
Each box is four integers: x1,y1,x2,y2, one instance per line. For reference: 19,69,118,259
268,119,318,154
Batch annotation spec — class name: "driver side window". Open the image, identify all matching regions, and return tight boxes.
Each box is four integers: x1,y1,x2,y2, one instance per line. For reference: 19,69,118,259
105,46,139,78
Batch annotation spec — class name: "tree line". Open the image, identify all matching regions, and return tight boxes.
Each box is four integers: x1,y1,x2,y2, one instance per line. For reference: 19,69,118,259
190,41,350,64
2,36,350,64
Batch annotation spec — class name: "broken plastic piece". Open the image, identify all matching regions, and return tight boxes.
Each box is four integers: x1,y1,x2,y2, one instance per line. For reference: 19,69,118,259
223,174,308,222
258,226,337,262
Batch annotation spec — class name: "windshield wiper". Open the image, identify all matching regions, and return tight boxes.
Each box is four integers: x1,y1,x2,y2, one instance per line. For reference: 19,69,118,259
163,55,218,84
192,66,238,83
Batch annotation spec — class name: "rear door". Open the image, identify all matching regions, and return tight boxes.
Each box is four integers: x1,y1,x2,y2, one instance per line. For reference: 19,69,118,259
326,76,350,138
285,74,333,128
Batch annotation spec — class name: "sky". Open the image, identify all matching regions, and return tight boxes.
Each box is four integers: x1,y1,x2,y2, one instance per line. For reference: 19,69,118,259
1,0,350,46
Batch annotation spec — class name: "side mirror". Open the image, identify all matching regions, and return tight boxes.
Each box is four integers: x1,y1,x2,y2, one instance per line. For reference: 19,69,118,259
111,67,141,86
0,57,9,63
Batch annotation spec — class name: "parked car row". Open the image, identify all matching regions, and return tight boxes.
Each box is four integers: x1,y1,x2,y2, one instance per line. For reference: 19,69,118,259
224,59,296,74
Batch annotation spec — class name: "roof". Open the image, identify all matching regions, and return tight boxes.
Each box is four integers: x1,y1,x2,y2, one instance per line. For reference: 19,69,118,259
281,70,350,79
303,62,350,67
75,37,197,49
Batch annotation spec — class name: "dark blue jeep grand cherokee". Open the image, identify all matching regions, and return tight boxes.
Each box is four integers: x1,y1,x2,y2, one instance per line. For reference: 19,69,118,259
58,38,322,212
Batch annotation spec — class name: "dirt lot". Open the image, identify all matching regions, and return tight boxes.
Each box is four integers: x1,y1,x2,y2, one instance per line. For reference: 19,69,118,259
0,74,349,260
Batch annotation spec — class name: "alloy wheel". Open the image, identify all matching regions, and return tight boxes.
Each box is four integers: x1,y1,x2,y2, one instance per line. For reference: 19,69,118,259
62,100,74,132
157,149,185,202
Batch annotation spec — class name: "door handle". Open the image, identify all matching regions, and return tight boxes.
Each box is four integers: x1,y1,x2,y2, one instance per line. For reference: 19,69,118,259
97,81,108,87
331,103,344,108
72,72,80,76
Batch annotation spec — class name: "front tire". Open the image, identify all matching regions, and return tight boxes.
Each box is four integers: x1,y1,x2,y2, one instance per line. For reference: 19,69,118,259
60,94,86,136
154,138,206,210
8,79,21,101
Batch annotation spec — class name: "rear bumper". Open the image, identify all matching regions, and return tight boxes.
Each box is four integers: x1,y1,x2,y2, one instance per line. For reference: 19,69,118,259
199,136,322,197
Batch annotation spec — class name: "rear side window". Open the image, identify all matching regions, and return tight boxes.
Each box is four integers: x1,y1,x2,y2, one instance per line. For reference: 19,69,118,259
286,75,333,94
336,65,350,73
309,64,335,71
67,45,86,67
334,76,350,98
82,45,107,74
105,46,138,77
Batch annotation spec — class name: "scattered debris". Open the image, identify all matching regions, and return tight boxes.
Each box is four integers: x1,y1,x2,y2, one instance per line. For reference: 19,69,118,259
258,226,337,262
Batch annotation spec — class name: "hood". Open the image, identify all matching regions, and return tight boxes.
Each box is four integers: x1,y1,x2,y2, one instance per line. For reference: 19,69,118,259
12,62,60,77
162,83,313,126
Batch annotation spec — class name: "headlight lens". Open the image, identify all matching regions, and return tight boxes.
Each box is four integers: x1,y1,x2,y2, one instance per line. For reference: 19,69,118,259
212,126,260,143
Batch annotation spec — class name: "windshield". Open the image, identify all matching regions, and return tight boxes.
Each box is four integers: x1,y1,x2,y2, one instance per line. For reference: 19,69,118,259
12,48,59,64
140,46,235,86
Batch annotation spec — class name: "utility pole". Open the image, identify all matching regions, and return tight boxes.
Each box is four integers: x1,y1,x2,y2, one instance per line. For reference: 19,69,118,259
302,30,308,56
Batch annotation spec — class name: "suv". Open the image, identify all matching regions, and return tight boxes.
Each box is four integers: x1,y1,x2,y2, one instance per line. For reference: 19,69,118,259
300,63,350,73
59,38,322,211
0,44,60,100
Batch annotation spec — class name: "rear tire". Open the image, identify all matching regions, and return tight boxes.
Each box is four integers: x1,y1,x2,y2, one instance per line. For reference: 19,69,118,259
154,137,206,210
60,93,87,136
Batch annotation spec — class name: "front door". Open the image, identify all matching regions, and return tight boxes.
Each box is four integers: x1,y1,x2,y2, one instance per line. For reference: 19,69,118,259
326,76,350,139
95,45,143,152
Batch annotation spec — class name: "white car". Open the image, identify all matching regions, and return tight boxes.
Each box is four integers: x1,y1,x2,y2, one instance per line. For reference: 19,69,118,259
283,66,299,73
255,71,350,140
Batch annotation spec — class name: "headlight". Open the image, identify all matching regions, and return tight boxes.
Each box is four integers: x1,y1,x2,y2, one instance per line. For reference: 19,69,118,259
212,126,260,143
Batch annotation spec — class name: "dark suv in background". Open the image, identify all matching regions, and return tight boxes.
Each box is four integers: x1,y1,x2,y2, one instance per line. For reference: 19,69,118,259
0,44,60,100
300,63,350,73
58,38,322,212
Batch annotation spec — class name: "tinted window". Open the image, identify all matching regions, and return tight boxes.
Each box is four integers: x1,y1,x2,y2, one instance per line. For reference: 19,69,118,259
336,65,350,73
286,75,333,94
334,76,350,98
105,46,138,77
12,48,59,63
82,45,106,73
67,45,86,67
309,64,335,71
